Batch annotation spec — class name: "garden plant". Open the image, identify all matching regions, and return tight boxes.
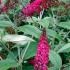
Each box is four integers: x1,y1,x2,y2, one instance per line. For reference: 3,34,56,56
0,0,70,70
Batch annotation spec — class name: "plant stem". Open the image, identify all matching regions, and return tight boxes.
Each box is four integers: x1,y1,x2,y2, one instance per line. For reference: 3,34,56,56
17,46,23,70
17,47,21,61
39,9,44,19
19,42,30,64
38,9,44,29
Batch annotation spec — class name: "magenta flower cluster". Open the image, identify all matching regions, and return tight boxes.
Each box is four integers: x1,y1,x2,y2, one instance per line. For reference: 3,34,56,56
22,0,51,16
34,28,50,70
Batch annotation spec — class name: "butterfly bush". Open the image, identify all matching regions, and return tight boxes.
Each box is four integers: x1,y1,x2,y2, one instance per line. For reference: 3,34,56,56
34,28,50,70
22,0,51,16
0,0,1,4
0,0,17,13
0,0,8,12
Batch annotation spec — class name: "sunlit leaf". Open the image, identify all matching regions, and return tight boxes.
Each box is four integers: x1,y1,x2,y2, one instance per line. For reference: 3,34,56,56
2,35,34,45
49,50,62,70
57,43,70,53
0,58,18,70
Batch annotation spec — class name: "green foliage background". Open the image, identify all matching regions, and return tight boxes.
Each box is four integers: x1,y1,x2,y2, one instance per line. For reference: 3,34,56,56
0,0,70,70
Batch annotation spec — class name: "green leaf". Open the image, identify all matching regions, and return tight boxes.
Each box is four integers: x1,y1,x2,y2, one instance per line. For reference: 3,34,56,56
47,29,62,41
18,25,62,40
63,66,70,70
57,5,65,11
57,21,70,30
0,21,14,27
18,25,41,38
49,50,62,70
7,52,17,60
23,64,34,70
62,63,70,70
59,0,70,3
0,59,18,70
57,43,70,53
2,35,34,45
3,0,7,4
22,0,30,6
38,17,50,28
26,17,38,23
21,42,37,60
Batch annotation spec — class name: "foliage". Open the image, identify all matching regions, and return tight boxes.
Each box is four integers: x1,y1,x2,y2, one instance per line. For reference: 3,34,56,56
0,0,70,70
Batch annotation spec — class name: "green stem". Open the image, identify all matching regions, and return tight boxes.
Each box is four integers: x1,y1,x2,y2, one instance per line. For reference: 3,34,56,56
19,42,30,64
17,47,21,61
17,46,23,70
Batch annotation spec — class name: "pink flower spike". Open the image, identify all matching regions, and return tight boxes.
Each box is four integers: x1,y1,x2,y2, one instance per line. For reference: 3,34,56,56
2,5,8,12
22,0,51,16
22,0,41,16
34,28,50,70
0,0,1,4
